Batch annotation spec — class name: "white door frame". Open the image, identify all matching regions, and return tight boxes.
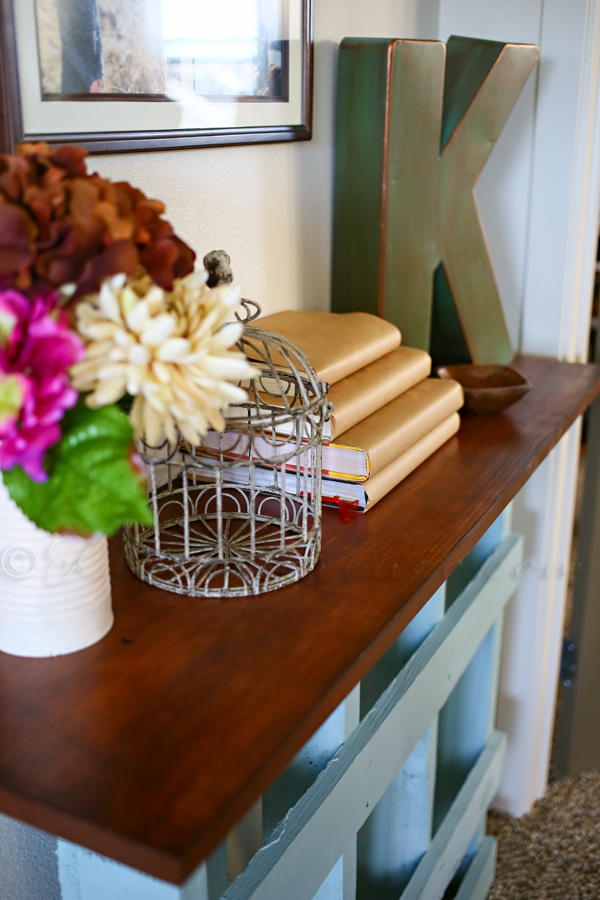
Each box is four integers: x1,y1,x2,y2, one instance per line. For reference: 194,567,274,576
438,0,600,815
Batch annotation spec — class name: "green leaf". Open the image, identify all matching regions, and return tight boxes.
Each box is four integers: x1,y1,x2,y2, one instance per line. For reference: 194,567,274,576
3,403,153,536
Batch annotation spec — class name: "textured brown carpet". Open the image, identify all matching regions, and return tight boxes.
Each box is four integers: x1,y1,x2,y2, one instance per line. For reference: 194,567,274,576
487,769,600,899
485,444,595,898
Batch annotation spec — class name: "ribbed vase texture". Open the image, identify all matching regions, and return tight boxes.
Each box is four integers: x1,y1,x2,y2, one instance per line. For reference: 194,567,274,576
0,478,113,657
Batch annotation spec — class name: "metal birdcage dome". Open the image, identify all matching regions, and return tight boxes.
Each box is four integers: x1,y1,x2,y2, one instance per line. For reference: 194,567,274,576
123,300,330,597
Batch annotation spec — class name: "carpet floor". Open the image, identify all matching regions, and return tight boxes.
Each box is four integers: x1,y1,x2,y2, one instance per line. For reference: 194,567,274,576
487,769,600,899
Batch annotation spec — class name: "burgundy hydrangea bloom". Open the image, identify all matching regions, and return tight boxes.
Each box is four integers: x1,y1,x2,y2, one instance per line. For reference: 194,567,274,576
0,290,84,481
0,143,196,301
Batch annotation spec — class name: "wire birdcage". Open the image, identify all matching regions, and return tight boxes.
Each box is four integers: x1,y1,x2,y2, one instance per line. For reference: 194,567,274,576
123,301,330,597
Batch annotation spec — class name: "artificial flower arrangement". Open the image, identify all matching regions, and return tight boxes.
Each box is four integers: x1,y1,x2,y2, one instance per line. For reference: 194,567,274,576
0,143,256,537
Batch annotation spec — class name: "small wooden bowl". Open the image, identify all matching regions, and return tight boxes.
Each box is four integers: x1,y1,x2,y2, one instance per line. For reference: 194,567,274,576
435,364,532,414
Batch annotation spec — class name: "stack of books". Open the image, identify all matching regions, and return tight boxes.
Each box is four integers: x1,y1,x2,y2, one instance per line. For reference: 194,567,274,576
248,311,464,512
195,311,462,511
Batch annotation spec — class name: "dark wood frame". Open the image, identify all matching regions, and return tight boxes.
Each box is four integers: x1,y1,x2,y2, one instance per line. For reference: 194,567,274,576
0,0,313,154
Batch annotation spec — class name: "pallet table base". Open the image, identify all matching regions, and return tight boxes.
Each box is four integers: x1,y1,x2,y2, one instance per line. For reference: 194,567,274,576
0,528,521,900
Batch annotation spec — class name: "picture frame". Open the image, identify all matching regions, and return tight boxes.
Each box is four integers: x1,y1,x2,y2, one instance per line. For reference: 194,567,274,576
0,0,313,154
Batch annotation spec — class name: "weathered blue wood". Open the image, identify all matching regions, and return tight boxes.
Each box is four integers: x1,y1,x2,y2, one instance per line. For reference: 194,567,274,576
360,588,446,717
454,837,497,900
463,619,503,869
0,812,219,900
435,516,506,860
311,687,360,900
342,838,357,900
229,803,263,883
263,689,358,840
400,731,506,900
357,587,445,899
311,856,344,900
445,517,504,609
341,686,360,900
57,841,184,899
357,722,438,899
0,812,60,900
57,838,227,900
434,624,500,832
222,535,522,900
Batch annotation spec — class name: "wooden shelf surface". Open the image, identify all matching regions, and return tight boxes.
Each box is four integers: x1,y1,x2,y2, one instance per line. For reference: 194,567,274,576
0,356,598,884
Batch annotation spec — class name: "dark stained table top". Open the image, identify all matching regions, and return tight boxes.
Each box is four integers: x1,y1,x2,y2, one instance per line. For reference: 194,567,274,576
0,356,598,884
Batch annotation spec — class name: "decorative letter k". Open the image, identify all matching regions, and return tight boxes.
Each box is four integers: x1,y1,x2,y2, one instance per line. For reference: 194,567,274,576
332,36,539,365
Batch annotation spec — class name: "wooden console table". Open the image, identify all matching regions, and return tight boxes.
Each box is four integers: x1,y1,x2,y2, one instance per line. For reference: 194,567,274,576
0,356,598,900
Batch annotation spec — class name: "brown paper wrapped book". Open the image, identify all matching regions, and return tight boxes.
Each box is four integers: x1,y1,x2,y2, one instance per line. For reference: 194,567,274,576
326,346,431,439
256,310,401,384
199,377,462,509
230,345,432,441
213,309,462,512
207,376,460,481
355,413,461,510
191,413,459,513
329,376,463,480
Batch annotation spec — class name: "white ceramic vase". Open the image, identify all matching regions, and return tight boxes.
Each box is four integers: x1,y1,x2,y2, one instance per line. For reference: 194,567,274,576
0,477,113,657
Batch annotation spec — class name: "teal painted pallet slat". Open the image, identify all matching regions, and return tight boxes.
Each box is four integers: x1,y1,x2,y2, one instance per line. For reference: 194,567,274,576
434,624,501,833
263,687,359,840
312,687,361,900
357,722,439,899
454,837,497,900
311,856,344,900
360,588,446,718
399,732,506,900
228,803,263,884
56,837,227,900
436,520,506,880
222,535,522,900
357,588,445,899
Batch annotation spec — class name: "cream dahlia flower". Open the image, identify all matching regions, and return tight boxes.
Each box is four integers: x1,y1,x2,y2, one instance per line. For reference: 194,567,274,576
70,271,258,445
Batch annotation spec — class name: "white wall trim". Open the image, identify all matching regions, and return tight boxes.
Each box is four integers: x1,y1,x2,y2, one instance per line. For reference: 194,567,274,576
560,0,600,361
440,0,600,817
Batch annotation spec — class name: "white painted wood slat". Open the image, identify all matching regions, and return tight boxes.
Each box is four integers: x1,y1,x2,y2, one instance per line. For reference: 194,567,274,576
400,731,506,900
357,588,446,897
223,534,523,900
454,836,498,900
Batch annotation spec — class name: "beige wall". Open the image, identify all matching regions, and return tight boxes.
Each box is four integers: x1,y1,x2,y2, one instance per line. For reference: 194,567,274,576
94,0,438,315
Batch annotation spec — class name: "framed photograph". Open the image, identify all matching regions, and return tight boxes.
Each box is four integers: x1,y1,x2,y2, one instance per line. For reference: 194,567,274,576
0,0,312,153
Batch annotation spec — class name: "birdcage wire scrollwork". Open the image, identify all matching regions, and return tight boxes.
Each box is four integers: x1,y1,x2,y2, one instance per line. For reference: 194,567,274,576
123,301,330,597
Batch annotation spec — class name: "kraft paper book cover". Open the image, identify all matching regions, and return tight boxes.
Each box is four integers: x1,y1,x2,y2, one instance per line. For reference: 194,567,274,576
256,311,401,384
200,377,462,484
233,345,432,441
326,346,431,439
190,413,459,512
362,413,461,510
333,377,463,480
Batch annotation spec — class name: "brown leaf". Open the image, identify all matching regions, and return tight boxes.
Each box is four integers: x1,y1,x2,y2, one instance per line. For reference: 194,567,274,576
93,200,134,241
140,239,179,289
68,179,100,218
0,154,30,201
22,184,61,235
0,203,36,272
74,240,141,299
0,144,195,297
171,235,196,280
52,145,89,178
